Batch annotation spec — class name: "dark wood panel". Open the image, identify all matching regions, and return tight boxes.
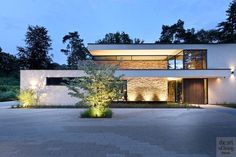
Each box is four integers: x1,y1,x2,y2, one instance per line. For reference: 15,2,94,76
183,79,204,104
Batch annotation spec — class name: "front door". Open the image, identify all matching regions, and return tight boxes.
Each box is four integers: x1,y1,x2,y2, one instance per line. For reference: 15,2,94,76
183,79,204,104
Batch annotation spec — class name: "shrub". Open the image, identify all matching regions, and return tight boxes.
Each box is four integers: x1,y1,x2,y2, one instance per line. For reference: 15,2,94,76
80,108,112,118
18,89,36,107
0,85,19,101
67,60,124,118
0,91,16,101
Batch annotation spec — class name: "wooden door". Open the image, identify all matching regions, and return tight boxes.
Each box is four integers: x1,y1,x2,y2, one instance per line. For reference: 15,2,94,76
183,79,204,104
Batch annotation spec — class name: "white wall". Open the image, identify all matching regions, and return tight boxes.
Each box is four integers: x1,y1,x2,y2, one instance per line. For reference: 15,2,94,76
208,76,236,104
89,44,236,104
20,70,86,106
21,44,236,105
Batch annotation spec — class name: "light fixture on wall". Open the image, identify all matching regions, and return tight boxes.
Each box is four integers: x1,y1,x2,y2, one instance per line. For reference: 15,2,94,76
230,67,235,75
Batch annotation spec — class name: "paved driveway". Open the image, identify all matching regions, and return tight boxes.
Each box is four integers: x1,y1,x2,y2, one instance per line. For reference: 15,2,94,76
0,107,236,157
0,101,18,109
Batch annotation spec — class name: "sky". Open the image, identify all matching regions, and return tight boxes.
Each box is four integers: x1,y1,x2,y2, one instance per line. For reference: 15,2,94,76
0,0,232,64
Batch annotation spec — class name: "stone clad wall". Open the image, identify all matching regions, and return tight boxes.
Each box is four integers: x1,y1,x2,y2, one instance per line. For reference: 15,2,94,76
124,77,168,101
96,61,167,69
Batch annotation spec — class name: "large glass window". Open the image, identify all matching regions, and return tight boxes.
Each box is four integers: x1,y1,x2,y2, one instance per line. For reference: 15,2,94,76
183,50,207,69
168,56,175,69
176,55,183,69
167,79,183,103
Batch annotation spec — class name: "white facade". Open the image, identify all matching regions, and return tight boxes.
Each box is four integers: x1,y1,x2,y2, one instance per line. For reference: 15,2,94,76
20,70,86,105
20,44,236,105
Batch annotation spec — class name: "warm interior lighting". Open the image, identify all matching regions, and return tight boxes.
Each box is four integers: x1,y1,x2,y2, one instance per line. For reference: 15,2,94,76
167,77,181,81
90,49,183,56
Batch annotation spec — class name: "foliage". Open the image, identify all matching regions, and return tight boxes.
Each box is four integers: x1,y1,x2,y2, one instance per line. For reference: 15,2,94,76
195,29,219,43
96,31,144,44
18,89,36,107
0,91,17,102
17,25,53,69
218,0,236,43
0,77,19,101
0,51,20,77
158,19,185,43
66,60,124,118
80,108,112,118
157,19,220,44
61,31,90,69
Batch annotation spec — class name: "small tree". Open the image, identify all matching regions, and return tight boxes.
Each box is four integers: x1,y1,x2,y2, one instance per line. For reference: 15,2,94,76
66,60,124,118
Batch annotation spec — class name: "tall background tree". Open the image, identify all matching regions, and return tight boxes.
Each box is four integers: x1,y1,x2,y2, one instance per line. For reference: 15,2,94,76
17,25,52,69
61,31,89,69
96,31,144,44
218,0,236,43
157,19,219,44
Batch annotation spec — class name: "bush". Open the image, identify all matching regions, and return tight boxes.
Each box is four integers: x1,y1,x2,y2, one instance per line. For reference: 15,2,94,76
0,91,16,101
80,108,113,118
18,89,36,107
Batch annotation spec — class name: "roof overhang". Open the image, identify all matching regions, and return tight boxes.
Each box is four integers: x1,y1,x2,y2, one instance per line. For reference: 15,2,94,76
90,49,183,56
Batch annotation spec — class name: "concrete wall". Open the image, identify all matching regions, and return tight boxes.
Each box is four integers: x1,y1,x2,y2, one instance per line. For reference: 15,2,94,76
20,70,86,106
208,76,236,104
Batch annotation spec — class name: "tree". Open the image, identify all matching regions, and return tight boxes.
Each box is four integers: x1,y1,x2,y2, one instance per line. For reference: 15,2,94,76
134,38,144,44
158,20,187,43
66,60,124,118
183,28,199,44
96,31,144,44
17,25,52,69
195,29,219,43
218,0,236,43
0,51,19,76
157,19,220,44
61,31,90,69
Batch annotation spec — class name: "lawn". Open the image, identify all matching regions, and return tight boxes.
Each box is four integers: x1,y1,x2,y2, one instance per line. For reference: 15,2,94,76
0,77,19,102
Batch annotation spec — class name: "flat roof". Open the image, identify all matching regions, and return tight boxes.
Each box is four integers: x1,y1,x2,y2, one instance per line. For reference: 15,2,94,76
87,43,236,56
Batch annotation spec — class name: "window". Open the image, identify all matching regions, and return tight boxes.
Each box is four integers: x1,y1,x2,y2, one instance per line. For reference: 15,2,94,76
168,56,175,69
176,55,183,69
183,50,207,69
46,77,78,86
93,56,117,61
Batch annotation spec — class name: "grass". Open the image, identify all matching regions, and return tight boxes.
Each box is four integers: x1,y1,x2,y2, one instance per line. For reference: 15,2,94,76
0,77,19,102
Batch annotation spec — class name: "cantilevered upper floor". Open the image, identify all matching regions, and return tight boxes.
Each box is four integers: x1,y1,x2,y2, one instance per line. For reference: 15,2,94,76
87,43,236,78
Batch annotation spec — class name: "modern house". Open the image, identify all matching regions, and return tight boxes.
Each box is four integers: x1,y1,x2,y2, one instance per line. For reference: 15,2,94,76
21,44,236,105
